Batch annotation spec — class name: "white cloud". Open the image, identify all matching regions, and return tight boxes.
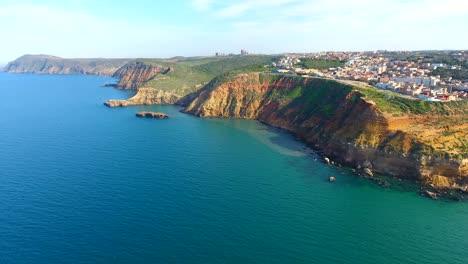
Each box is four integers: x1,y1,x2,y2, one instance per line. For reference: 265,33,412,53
197,0,468,21
198,0,468,52
192,0,214,11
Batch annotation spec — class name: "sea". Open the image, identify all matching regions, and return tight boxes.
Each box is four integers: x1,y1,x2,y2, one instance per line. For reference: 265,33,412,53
0,73,466,264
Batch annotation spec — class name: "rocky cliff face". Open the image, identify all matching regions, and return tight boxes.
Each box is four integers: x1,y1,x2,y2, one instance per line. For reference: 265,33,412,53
184,73,468,191
112,62,170,90
104,88,181,107
3,55,128,76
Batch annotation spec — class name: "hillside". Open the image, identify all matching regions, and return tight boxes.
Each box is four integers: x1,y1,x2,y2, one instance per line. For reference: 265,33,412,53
3,54,129,76
105,55,277,106
183,73,468,190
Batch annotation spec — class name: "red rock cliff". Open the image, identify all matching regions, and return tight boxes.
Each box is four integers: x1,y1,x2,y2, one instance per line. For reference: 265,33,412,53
184,73,468,190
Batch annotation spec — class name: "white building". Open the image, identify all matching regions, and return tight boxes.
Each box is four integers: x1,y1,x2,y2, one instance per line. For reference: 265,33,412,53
390,77,439,87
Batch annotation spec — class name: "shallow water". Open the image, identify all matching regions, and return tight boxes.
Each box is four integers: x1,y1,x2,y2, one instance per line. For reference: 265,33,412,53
0,73,466,264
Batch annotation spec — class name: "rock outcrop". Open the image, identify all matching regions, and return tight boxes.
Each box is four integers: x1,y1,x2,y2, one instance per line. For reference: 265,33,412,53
183,72,468,191
136,112,169,119
3,54,128,76
112,62,171,90
104,88,181,107
104,100,130,107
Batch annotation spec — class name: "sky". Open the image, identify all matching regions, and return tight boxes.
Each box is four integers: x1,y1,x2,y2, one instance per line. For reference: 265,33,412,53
0,0,467,63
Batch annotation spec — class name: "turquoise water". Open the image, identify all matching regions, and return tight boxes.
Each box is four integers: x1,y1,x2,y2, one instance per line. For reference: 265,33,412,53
0,73,467,264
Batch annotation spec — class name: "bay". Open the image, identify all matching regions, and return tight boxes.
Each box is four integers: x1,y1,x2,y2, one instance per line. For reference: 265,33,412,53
0,73,466,264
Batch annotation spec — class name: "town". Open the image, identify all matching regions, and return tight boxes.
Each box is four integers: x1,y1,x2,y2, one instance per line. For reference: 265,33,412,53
270,50,468,101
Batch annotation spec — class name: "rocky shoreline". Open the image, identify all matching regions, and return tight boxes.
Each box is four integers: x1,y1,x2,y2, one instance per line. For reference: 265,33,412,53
7,54,465,201
323,155,466,201
180,73,467,200
99,72,468,200
263,123,466,201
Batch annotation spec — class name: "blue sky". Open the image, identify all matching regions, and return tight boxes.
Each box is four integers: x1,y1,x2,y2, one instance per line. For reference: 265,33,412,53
0,0,467,63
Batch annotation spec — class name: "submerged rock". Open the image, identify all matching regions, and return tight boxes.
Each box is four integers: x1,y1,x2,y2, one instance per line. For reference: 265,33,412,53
379,180,390,187
421,190,439,200
135,111,169,119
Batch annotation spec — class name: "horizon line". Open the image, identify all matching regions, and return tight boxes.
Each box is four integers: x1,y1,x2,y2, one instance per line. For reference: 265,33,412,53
3,49,467,63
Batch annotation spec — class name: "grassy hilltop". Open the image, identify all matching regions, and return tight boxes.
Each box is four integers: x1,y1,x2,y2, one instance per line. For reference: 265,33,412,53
133,55,278,95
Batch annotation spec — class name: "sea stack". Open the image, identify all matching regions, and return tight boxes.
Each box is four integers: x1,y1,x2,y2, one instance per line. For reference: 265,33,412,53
135,111,169,119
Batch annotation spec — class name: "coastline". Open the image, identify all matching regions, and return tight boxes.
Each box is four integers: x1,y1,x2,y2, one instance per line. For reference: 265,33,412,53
260,121,467,201
4,61,466,200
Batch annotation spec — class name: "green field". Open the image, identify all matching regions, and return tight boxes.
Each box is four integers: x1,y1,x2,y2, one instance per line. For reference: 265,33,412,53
296,58,344,70
140,55,277,95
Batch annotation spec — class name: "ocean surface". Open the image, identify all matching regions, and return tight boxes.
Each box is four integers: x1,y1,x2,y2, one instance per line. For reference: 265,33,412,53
0,73,467,264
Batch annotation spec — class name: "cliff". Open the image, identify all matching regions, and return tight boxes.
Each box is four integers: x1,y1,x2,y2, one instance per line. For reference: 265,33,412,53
183,73,468,191
112,62,171,90
104,55,278,105
104,88,181,107
3,55,128,76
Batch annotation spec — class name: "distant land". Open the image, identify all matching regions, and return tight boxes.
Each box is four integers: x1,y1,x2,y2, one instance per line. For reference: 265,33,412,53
3,54,129,76
3,51,467,200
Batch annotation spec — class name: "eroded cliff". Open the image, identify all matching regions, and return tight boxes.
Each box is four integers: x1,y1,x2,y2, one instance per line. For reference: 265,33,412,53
112,62,171,90
183,73,468,191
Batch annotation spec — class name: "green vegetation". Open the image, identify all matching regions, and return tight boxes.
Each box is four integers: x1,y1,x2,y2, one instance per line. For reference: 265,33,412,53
142,55,277,95
128,53,467,118
383,51,468,69
431,67,468,80
296,58,344,70
291,79,355,118
261,76,355,118
287,85,303,99
356,85,468,115
383,50,468,89
258,74,468,116
427,53,467,69
195,55,278,75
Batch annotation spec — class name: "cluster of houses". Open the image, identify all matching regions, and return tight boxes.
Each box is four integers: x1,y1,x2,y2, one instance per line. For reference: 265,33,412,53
273,56,301,69
273,51,467,102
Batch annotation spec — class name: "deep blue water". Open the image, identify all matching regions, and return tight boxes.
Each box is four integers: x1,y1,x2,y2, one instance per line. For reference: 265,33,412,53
0,73,467,264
